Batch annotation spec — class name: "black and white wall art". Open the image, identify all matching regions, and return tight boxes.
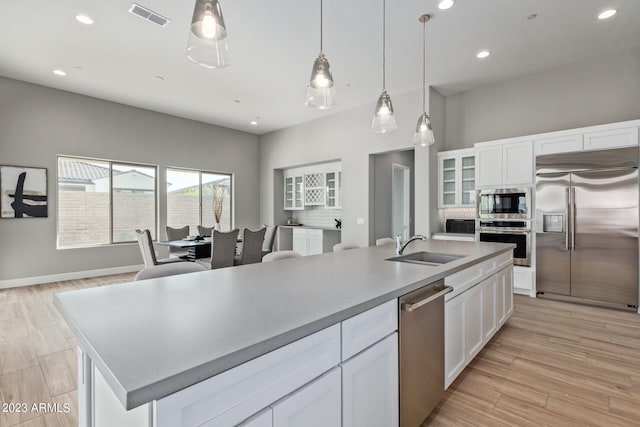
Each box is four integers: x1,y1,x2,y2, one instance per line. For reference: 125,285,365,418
0,165,48,218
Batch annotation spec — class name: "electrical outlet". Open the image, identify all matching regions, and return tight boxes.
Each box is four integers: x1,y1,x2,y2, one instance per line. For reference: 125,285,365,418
356,218,365,225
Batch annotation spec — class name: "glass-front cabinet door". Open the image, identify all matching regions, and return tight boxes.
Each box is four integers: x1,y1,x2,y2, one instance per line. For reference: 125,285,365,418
325,171,341,208
438,148,476,208
294,176,304,209
460,154,476,206
284,176,294,209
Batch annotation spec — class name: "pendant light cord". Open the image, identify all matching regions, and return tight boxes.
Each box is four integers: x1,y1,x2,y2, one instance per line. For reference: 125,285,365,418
320,0,323,52
382,0,386,90
422,18,426,111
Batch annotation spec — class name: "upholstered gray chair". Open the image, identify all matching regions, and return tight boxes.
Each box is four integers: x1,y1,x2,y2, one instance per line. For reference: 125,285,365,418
333,242,361,252
197,225,215,237
376,237,395,246
262,225,278,258
166,225,190,258
135,262,206,281
235,227,267,265
199,229,239,269
262,250,302,262
135,229,185,268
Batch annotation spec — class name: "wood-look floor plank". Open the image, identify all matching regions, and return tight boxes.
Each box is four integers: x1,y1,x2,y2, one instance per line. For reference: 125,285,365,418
0,337,38,375
545,396,638,427
52,392,77,427
0,367,51,424
38,350,77,397
30,327,70,357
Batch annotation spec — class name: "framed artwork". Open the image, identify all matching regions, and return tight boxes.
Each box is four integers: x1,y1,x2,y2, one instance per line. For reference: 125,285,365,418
0,165,48,218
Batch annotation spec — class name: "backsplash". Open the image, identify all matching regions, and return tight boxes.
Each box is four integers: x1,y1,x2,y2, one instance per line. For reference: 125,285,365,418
286,207,342,227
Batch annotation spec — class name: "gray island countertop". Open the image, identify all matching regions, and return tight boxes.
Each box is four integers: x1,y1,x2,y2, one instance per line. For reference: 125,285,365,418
54,240,513,410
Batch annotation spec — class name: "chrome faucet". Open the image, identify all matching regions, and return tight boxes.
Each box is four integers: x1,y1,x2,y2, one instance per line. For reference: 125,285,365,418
395,233,427,255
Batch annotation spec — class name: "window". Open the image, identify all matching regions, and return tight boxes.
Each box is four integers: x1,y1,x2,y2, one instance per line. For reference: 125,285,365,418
57,156,157,248
167,168,232,235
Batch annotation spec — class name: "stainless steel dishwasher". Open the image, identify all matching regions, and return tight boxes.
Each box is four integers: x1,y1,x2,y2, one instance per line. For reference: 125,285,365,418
399,279,452,427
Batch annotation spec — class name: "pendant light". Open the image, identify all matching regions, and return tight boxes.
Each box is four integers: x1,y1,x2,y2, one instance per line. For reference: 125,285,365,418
371,0,397,134
186,0,230,68
413,14,435,146
305,0,336,109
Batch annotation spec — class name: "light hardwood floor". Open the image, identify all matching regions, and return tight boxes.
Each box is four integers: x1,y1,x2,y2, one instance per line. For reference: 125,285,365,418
2,276,640,426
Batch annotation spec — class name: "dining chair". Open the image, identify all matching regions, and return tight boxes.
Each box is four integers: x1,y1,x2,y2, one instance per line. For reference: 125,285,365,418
166,225,190,258
208,228,240,269
333,242,361,252
235,227,267,265
262,250,302,262
135,229,185,268
376,237,395,246
197,225,215,237
262,225,278,258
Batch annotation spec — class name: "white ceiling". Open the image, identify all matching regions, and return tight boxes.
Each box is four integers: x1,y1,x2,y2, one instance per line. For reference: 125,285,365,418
0,0,639,135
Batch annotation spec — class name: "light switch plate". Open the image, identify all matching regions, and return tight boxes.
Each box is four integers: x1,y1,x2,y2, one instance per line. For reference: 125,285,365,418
356,218,365,225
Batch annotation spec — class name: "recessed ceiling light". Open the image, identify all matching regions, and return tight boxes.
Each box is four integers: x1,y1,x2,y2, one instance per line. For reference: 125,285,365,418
438,0,455,10
53,69,67,76
598,9,617,20
476,50,490,59
250,121,258,126
75,14,94,25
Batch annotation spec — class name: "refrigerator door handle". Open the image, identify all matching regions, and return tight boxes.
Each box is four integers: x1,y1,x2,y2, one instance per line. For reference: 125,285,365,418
571,187,577,251
565,187,570,251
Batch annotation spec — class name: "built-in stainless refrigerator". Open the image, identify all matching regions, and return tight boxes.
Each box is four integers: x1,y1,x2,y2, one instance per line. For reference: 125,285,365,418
536,147,639,308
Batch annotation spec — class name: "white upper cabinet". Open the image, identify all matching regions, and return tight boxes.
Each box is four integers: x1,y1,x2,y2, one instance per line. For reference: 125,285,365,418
438,148,476,208
534,121,640,157
475,140,533,188
283,162,342,211
284,172,305,210
324,170,341,208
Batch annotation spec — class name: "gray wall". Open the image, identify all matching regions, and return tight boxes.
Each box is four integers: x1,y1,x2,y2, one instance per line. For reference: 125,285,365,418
370,150,415,245
0,77,260,282
259,89,435,247
444,47,640,150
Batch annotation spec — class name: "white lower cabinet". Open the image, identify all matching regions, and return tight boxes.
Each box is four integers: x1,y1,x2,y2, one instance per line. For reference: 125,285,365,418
272,368,341,427
445,264,514,389
342,333,399,427
292,229,324,256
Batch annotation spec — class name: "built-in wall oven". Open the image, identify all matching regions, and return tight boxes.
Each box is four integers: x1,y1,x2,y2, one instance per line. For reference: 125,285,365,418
477,220,531,266
477,188,531,219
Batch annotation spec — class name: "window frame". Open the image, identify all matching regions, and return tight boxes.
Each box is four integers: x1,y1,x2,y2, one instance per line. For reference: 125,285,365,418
166,166,234,232
56,155,159,249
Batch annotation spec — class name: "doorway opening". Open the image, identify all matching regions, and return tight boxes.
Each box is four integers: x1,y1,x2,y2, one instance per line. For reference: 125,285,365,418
369,149,415,246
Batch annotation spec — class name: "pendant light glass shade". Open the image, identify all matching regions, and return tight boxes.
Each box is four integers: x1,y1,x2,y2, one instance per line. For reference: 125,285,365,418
371,0,396,134
413,112,435,146
372,90,397,133
186,0,230,68
306,0,336,109
414,14,435,146
305,53,336,108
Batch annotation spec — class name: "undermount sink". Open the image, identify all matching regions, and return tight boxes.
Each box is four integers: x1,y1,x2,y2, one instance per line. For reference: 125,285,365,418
386,251,465,266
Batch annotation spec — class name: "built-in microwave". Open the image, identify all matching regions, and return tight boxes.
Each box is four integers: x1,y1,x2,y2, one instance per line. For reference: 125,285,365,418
477,188,531,219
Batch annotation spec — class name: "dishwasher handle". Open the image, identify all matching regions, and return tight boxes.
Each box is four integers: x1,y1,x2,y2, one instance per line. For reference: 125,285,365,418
401,286,453,312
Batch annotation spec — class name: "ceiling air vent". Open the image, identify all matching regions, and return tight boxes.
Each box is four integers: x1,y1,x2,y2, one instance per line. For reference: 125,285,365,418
129,3,170,27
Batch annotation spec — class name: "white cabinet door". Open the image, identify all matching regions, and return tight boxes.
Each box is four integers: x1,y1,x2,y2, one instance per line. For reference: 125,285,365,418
240,409,273,427
459,154,476,206
307,230,323,256
272,368,341,427
284,177,294,210
496,271,506,327
292,229,308,256
342,333,398,427
503,140,533,186
534,134,583,156
482,275,497,341
464,284,483,360
293,176,304,209
438,154,457,207
475,145,503,187
444,294,465,389
583,127,639,151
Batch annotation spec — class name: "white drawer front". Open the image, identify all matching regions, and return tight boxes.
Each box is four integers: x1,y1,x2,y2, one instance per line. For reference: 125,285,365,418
341,299,398,361
445,263,484,300
238,409,272,427
583,127,639,151
155,325,340,427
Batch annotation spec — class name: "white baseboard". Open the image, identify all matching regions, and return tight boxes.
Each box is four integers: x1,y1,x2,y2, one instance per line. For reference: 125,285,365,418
0,264,144,289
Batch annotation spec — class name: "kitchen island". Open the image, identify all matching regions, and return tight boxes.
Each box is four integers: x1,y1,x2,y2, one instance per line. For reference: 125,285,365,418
54,240,514,427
